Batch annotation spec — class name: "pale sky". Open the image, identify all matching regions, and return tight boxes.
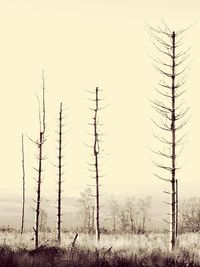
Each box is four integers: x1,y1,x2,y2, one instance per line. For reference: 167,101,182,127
0,0,200,204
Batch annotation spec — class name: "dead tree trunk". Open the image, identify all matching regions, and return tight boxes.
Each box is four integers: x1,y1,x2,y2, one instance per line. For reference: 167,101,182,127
57,102,63,245
21,134,25,235
94,87,100,244
171,31,176,250
85,87,108,246
148,23,190,250
32,71,46,249
176,179,178,237
35,132,43,249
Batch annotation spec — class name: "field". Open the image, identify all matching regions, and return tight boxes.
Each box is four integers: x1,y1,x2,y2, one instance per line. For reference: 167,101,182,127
0,232,200,266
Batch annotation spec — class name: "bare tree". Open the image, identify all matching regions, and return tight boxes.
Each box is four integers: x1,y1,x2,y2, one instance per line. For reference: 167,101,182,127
57,102,64,244
85,87,107,246
79,187,94,233
125,198,137,234
21,134,25,235
119,209,129,233
148,23,190,250
94,87,100,245
138,196,152,234
39,208,48,232
109,196,119,233
31,71,47,249
180,198,200,232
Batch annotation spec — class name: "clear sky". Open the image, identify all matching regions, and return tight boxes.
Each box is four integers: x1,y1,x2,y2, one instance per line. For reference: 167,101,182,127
0,0,200,204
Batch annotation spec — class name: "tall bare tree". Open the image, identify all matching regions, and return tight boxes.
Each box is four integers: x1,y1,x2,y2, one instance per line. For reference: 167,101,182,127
57,102,64,244
31,71,47,249
21,134,25,235
94,87,100,244
148,23,190,250
86,87,107,246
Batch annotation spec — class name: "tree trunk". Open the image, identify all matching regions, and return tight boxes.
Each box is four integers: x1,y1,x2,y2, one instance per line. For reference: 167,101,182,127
35,132,43,249
94,87,100,245
21,134,25,235
34,71,46,249
170,31,176,251
149,24,190,251
176,179,178,237
57,102,63,244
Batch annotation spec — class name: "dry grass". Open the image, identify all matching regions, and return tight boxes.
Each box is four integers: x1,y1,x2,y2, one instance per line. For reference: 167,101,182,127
0,232,200,266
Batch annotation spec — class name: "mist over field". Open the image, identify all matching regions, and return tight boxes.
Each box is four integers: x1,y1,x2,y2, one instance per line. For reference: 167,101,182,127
0,181,199,229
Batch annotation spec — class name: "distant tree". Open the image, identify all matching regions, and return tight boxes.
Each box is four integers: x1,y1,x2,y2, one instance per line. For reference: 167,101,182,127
79,187,94,233
39,209,48,232
180,198,200,233
119,209,129,232
125,198,138,234
138,196,152,233
109,196,119,233
109,196,152,234
148,23,190,250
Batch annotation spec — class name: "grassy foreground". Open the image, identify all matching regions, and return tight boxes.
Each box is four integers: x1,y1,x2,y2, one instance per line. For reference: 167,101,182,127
0,232,200,266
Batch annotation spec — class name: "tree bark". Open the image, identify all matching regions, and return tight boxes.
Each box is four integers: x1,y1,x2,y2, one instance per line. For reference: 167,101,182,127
34,71,46,249
21,134,25,235
176,179,178,237
35,132,43,249
94,87,100,245
57,102,63,244
170,31,176,251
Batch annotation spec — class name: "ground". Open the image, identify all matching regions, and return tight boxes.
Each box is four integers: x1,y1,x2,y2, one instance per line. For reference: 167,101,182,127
0,232,200,266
